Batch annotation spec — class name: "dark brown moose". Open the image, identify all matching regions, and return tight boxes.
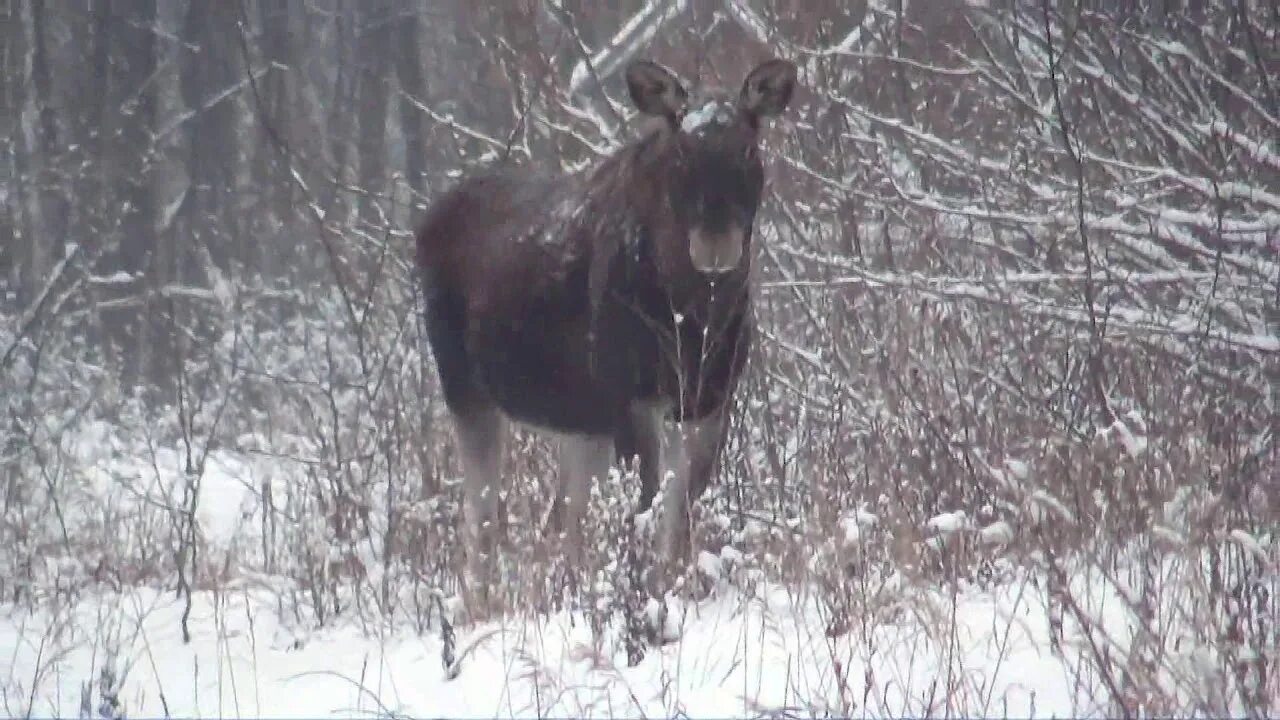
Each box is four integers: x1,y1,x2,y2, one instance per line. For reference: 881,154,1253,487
416,58,797,596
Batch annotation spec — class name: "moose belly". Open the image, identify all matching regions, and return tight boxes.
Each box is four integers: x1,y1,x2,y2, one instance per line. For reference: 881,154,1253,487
465,301,750,431
468,318,622,434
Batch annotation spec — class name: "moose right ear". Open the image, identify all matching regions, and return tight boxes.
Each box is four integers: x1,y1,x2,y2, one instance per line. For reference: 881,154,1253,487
625,61,688,122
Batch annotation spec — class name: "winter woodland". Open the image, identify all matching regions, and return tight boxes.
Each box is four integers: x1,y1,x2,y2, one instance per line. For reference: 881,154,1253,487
1,0,1276,717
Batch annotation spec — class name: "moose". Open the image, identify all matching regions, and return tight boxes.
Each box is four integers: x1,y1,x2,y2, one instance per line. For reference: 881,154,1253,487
416,58,797,596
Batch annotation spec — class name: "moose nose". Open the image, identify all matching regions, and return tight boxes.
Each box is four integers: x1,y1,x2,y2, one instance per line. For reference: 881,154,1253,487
689,227,744,274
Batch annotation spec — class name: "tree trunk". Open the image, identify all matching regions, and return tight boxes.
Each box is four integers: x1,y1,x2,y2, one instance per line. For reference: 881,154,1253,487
105,0,160,391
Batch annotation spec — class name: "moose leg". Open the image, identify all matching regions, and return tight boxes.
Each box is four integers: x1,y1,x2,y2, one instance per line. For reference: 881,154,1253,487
556,434,614,561
617,401,673,649
422,286,508,610
662,406,730,569
622,400,667,514
455,403,507,608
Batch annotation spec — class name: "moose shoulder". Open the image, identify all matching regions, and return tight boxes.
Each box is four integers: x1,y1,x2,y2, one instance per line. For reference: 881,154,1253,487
416,59,797,593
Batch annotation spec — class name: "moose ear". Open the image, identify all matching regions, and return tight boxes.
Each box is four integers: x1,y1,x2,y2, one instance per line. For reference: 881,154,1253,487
625,60,688,121
739,59,797,120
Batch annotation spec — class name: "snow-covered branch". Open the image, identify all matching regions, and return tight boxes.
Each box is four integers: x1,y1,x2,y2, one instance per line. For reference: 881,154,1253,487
564,0,689,98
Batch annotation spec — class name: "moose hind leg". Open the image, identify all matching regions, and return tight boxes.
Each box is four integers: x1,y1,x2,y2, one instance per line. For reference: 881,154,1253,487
454,403,507,607
424,286,504,605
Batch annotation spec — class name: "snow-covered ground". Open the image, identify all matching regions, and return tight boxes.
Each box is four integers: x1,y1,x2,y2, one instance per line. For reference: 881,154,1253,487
5,574,1104,718
2,427,1272,718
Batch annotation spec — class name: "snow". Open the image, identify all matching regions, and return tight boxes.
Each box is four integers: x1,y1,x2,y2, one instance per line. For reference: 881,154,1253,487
1226,528,1270,565
3,429,1268,718
1026,489,1076,524
770,240,1279,354
979,520,1014,546
1150,524,1186,549
717,545,743,568
158,186,187,232
1098,418,1149,458
566,0,690,99
695,549,723,579
679,100,734,134
838,507,877,545
1198,120,1280,171
4,574,1131,719
925,510,970,536
722,0,774,50
1004,458,1030,481
90,271,137,285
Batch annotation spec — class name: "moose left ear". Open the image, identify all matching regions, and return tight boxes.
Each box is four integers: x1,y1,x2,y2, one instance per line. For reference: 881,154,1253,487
739,59,798,121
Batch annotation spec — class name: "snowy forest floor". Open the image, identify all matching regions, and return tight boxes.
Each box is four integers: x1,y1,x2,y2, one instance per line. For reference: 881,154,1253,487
5,568,1113,718
5,1,1278,717
2,421,1274,719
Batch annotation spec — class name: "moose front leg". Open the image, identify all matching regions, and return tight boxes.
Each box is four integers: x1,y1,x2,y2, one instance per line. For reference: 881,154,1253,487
554,433,614,562
661,406,731,573
619,400,667,514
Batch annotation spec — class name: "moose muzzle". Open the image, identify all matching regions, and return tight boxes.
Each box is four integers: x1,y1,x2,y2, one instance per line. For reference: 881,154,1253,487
688,226,745,274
